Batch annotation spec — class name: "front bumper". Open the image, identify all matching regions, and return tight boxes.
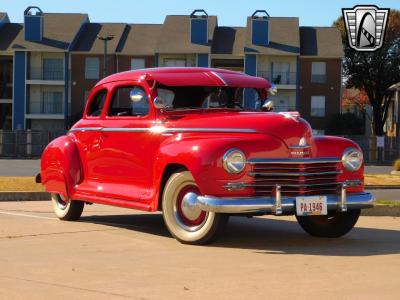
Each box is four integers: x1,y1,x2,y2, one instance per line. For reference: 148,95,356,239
184,190,375,215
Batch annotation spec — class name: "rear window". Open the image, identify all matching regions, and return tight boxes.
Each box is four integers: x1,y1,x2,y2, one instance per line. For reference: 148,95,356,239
156,85,245,109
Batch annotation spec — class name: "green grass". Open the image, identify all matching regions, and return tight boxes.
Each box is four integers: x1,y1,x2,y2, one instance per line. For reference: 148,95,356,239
375,200,400,206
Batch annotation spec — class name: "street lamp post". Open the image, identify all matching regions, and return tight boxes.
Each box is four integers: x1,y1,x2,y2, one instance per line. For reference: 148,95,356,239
97,34,114,78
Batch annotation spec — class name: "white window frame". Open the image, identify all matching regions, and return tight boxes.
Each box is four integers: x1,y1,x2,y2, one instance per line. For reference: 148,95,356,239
131,58,145,70
85,57,100,79
311,95,326,117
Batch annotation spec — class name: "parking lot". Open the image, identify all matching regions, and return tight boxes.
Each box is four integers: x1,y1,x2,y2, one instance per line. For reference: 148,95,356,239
0,201,399,299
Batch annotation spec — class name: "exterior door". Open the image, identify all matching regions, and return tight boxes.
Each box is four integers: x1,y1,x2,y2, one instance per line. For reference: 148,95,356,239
96,81,160,203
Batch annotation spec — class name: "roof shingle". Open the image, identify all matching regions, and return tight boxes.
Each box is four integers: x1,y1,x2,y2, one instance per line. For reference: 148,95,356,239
300,26,343,57
118,24,162,56
11,13,88,51
155,15,217,54
245,17,300,55
211,26,245,56
72,23,127,53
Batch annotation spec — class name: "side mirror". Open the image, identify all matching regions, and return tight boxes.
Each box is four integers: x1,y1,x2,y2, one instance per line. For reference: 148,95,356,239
268,83,278,96
153,97,166,109
262,100,274,112
130,89,145,103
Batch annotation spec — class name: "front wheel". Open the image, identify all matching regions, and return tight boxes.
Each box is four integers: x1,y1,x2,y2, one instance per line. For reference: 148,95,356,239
51,193,84,221
162,171,229,245
296,209,361,238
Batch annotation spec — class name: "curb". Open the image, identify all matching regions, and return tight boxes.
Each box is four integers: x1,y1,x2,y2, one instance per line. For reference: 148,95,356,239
362,205,400,217
365,186,400,189
0,191,50,201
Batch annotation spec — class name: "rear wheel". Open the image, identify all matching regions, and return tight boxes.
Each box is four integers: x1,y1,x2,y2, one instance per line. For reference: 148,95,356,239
296,209,361,238
51,193,84,221
162,171,228,245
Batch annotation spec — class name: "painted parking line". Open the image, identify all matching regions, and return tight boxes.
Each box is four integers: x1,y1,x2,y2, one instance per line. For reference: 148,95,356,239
0,210,57,220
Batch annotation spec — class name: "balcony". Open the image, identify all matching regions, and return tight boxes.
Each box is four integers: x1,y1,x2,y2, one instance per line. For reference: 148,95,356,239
258,70,297,87
0,82,12,102
27,67,64,85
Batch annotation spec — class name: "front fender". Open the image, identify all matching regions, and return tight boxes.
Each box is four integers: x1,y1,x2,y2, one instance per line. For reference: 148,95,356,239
40,134,82,199
314,136,364,192
153,133,287,200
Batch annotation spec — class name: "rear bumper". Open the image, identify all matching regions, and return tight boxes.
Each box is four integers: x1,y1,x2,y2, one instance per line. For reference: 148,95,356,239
185,191,375,215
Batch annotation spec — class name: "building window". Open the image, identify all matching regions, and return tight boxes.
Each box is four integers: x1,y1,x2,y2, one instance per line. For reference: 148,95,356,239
311,96,325,117
41,91,63,114
164,59,186,67
311,62,326,83
312,129,325,136
131,58,145,70
85,57,100,79
42,58,63,80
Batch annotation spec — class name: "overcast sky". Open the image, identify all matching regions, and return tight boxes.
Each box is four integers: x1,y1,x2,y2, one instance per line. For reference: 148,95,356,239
2,0,399,27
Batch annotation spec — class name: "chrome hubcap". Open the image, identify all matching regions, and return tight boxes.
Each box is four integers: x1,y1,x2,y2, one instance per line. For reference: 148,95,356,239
181,192,202,221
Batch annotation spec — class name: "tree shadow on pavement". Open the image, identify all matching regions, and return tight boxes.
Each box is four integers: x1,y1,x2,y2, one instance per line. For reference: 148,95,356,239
80,213,400,257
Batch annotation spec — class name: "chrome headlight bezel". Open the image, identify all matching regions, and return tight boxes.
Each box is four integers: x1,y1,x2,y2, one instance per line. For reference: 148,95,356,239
223,149,246,174
342,147,363,172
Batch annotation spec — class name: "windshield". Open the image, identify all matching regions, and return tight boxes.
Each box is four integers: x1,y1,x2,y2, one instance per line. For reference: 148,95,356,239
156,85,262,110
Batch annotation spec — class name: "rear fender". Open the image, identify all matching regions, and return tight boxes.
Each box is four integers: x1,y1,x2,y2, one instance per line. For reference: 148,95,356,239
40,135,82,199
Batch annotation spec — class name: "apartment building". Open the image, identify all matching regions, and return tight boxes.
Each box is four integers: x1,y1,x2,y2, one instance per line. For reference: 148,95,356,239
155,10,215,68
70,23,127,123
243,11,300,109
298,27,343,134
0,7,343,132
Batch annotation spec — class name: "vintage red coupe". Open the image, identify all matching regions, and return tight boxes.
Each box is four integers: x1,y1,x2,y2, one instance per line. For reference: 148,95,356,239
39,67,374,244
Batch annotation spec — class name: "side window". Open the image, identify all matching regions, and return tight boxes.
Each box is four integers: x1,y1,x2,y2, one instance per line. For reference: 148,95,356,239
108,86,149,116
85,57,100,79
87,90,107,117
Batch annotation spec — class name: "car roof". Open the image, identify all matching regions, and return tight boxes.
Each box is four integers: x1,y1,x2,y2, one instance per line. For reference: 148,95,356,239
96,67,270,89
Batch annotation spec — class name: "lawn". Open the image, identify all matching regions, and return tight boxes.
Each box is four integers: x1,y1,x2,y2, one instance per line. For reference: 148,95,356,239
0,177,44,192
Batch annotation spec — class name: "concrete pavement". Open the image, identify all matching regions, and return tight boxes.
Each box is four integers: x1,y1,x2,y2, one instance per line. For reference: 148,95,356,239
0,201,399,299
0,159,40,176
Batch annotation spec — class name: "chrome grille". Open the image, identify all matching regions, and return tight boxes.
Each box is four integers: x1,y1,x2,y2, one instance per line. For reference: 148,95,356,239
247,158,342,196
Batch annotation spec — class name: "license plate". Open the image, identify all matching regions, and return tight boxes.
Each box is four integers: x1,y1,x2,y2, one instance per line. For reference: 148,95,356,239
296,196,327,216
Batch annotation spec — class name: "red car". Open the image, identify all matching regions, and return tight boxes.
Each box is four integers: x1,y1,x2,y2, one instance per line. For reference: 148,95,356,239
39,67,374,244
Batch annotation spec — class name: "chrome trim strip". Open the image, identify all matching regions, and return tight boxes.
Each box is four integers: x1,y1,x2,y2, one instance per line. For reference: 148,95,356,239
248,158,341,164
69,127,103,132
102,128,148,132
288,145,311,149
210,71,228,86
166,128,257,133
69,127,257,134
248,171,342,177
224,180,361,191
194,192,375,214
243,182,343,188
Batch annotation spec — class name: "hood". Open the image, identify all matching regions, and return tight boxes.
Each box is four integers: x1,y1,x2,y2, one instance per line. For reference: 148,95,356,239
163,110,313,148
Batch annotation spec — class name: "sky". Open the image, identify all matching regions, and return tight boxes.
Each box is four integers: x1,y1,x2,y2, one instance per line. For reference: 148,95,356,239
2,0,400,27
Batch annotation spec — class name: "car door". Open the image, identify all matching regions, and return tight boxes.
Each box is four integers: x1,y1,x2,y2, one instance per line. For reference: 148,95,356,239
95,81,160,204
72,85,109,195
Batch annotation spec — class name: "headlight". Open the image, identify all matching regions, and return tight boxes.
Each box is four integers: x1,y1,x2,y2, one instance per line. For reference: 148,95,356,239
342,147,363,172
223,149,246,174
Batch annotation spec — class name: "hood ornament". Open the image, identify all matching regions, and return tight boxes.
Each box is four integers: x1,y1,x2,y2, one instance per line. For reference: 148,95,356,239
299,137,307,147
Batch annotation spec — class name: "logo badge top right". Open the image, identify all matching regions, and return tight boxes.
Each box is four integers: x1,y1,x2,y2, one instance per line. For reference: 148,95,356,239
342,5,390,52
